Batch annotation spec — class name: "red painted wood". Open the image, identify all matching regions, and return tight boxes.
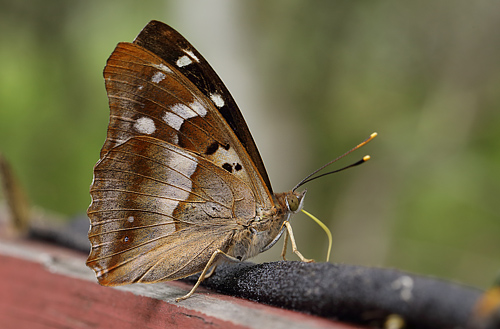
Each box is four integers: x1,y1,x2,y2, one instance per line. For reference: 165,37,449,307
0,254,249,329
0,238,363,329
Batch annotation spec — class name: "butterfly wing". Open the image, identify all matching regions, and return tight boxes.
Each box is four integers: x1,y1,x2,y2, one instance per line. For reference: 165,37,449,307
133,20,273,195
101,41,271,206
87,136,255,284
87,22,274,284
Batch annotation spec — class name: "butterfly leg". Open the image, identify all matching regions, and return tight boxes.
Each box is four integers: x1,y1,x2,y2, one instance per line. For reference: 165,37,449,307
204,265,218,279
176,249,236,302
281,229,289,261
284,221,314,263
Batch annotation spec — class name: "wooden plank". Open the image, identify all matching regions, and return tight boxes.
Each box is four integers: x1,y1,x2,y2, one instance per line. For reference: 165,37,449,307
0,238,358,329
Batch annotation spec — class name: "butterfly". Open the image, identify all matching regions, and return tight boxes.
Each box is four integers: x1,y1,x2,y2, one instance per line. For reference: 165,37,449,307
86,20,375,302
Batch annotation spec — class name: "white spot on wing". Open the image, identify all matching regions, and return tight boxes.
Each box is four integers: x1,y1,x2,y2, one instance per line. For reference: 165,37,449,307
151,71,166,83
210,93,225,108
127,216,134,223
163,101,208,131
134,117,156,135
160,147,198,216
183,49,199,62
163,111,184,131
176,55,192,67
170,103,198,120
137,85,144,90
189,100,208,117
153,63,172,74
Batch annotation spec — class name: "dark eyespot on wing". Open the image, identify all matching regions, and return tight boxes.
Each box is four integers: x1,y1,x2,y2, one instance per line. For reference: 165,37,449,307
234,163,242,171
222,163,232,173
205,141,219,155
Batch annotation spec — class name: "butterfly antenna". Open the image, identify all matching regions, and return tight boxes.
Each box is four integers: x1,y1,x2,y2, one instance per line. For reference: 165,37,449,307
292,132,377,191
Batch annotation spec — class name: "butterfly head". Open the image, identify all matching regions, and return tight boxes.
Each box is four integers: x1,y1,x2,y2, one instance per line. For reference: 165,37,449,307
284,189,307,214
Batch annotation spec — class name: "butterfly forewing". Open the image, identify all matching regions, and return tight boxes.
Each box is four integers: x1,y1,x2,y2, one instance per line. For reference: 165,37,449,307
102,42,211,157
102,42,270,206
87,21,276,285
133,21,273,195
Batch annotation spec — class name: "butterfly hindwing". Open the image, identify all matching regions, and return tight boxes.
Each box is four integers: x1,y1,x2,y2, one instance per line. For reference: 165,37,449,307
87,136,255,284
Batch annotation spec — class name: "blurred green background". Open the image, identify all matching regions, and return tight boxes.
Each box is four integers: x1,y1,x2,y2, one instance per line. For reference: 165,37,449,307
1,0,499,289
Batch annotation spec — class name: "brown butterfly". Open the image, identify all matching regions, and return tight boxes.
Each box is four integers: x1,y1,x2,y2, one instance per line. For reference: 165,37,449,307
86,20,375,302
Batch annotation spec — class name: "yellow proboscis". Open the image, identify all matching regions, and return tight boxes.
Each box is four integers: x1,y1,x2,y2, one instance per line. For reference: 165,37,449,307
301,209,332,262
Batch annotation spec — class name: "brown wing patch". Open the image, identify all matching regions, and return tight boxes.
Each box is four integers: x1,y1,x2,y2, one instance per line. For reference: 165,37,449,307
87,136,255,284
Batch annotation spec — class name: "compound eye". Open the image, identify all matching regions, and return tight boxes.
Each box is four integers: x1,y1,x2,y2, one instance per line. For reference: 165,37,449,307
287,195,299,212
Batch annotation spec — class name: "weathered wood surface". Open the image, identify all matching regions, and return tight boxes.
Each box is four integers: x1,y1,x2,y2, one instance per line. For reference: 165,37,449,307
0,238,359,329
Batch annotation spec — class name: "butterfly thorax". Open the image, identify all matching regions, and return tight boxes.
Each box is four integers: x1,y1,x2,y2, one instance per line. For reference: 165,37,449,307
226,190,306,261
